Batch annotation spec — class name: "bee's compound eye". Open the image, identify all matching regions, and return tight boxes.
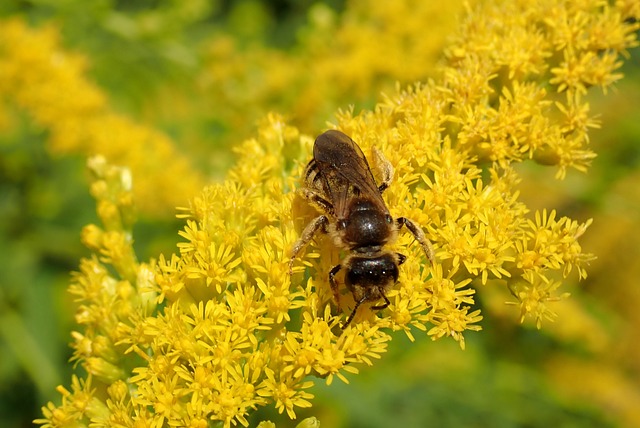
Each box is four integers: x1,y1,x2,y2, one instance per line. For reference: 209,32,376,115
386,214,393,224
337,219,347,230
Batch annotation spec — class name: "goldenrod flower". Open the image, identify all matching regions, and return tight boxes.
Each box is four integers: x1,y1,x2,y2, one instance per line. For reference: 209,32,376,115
35,0,638,426
0,19,205,216
199,1,464,145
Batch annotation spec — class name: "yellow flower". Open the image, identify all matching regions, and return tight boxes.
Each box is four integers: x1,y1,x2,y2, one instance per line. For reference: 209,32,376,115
198,0,465,148
258,366,314,420
506,271,570,329
0,19,206,216
35,0,638,426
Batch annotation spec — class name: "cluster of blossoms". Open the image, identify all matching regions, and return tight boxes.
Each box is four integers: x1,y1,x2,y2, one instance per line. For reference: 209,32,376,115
0,18,205,215
32,0,639,427
199,0,463,141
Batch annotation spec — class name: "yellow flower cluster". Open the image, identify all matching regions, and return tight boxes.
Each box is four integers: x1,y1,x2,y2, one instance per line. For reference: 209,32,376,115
35,0,638,426
199,0,464,143
0,18,205,216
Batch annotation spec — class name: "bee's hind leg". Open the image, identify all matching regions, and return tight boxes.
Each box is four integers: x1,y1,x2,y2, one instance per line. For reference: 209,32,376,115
371,146,395,194
396,217,436,266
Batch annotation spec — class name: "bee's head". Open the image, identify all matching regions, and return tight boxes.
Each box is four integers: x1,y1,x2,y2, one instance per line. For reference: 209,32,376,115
343,252,400,296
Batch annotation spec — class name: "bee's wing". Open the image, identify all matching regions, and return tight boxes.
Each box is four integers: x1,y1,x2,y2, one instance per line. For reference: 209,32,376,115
313,130,389,219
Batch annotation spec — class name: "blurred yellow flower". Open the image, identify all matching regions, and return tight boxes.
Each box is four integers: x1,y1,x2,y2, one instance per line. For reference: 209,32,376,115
198,0,464,143
0,18,206,216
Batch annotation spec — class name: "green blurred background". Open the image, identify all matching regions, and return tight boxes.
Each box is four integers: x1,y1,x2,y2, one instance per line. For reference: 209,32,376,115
1,1,639,427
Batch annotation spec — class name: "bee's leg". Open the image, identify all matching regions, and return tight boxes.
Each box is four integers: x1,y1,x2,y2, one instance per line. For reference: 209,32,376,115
371,146,394,194
396,217,436,266
328,264,342,309
342,294,367,329
371,293,391,310
396,253,407,265
300,188,333,214
289,215,329,274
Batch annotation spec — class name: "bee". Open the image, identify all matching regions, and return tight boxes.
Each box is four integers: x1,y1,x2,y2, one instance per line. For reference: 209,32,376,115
289,129,435,329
